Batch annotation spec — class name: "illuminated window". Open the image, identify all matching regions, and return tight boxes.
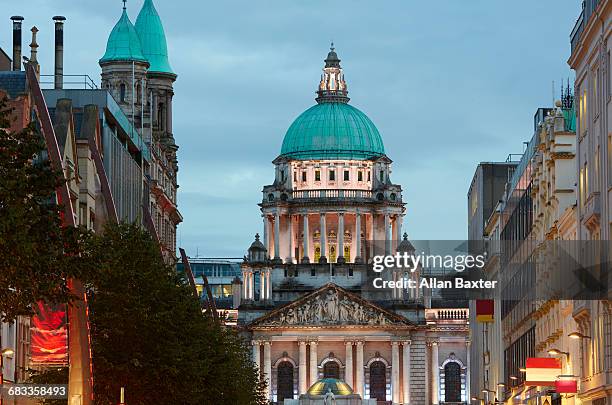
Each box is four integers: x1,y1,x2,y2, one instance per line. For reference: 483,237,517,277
315,170,321,182
344,170,350,181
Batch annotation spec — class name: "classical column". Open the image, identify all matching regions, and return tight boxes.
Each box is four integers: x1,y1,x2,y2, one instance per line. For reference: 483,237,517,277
395,215,403,252
345,341,354,389
166,93,173,134
319,213,327,262
369,213,375,259
384,213,391,255
431,341,439,405
266,270,272,302
302,214,310,263
242,270,248,299
287,215,294,263
264,341,272,400
392,341,400,403
263,216,270,259
274,211,281,261
355,341,364,398
252,340,261,375
355,212,362,263
309,341,318,386
259,270,266,301
299,341,308,394
402,341,411,405
465,340,471,402
338,213,345,263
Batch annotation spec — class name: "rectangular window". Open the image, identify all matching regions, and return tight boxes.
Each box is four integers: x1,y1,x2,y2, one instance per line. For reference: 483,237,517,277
294,171,297,182
294,268,298,277
380,170,384,182
302,171,307,182
329,170,335,181
315,170,321,181
344,170,350,181
348,267,354,277
367,171,371,181
358,171,363,182
311,267,316,277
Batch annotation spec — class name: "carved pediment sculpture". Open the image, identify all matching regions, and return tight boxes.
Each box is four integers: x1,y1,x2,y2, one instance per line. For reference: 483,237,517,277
250,284,409,328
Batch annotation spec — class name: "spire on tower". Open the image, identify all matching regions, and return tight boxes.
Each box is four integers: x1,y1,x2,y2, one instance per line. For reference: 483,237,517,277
123,0,127,10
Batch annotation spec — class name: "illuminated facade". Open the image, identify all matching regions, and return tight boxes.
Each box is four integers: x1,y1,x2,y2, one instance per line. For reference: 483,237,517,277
238,47,470,405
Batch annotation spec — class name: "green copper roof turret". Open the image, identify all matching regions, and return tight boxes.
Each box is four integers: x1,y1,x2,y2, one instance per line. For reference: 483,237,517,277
135,0,174,74
100,8,147,64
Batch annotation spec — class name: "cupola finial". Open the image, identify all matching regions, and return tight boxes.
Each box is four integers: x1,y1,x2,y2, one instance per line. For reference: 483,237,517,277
123,0,127,10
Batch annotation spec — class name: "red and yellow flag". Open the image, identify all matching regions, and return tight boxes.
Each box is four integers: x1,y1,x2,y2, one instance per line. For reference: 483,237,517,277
476,299,494,323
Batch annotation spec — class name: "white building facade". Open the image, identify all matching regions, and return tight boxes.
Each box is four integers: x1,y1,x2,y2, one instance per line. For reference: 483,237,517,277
238,47,470,405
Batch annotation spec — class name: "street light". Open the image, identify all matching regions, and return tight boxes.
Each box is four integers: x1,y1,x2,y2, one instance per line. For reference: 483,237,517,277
519,367,527,372
568,332,591,339
509,375,518,380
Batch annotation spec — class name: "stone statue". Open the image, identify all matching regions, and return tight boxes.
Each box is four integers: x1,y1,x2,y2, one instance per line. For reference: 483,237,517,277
323,388,336,405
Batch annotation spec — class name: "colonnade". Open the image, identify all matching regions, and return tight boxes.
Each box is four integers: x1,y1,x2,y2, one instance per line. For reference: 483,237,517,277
262,211,404,264
251,338,412,403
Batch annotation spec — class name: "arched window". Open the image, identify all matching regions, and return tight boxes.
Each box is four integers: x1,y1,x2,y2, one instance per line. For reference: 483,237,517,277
277,361,294,402
369,361,386,401
444,362,461,402
323,361,340,379
119,83,126,103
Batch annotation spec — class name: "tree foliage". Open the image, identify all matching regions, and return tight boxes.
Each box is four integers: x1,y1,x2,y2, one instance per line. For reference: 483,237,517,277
86,223,268,405
0,97,89,322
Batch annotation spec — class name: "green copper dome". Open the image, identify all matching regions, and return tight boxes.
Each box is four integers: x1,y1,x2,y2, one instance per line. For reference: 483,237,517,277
100,9,147,64
135,0,174,74
280,102,385,160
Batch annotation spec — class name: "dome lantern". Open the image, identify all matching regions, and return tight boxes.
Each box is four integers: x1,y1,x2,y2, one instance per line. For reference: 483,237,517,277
316,43,349,104
247,233,267,264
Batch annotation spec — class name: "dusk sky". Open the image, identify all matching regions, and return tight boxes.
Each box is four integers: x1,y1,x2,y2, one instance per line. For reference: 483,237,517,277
1,1,580,257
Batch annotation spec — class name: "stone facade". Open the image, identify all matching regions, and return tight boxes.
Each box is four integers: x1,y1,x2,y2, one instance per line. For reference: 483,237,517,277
238,48,469,405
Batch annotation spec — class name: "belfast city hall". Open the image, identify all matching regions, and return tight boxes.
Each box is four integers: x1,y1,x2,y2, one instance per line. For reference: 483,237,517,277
236,47,470,405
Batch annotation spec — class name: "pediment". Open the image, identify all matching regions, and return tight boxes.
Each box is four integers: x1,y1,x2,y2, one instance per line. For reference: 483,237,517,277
248,283,411,329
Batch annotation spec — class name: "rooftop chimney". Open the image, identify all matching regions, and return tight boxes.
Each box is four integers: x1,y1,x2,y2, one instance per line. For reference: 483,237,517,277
53,16,65,89
10,16,23,71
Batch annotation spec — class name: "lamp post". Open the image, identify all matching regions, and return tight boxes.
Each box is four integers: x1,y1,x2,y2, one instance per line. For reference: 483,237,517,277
568,332,591,340
482,388,495,404
548,348,570,363
0,348,15,405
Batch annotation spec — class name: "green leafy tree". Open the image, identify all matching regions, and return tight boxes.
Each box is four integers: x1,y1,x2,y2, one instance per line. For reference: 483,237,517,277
86,223,267,405
0,97,89,322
